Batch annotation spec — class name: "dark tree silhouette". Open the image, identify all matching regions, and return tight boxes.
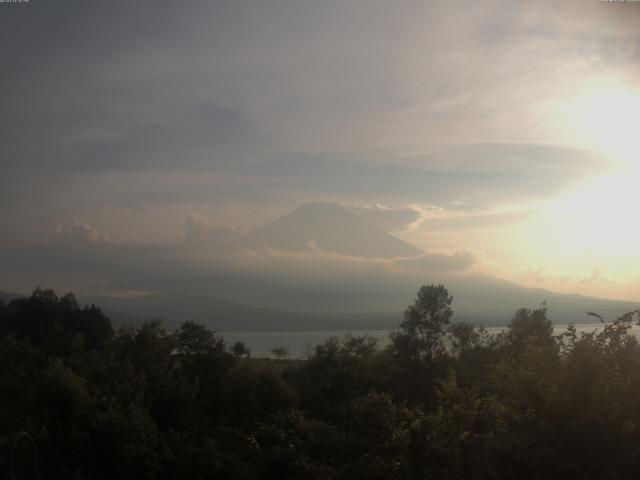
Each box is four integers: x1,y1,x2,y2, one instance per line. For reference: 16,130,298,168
1,286,639,479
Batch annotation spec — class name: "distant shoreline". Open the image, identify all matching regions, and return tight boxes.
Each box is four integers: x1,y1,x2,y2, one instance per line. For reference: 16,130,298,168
219,322,639,358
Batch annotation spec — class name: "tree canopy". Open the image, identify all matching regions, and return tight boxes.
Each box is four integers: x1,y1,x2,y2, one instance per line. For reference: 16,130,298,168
1,285,640,479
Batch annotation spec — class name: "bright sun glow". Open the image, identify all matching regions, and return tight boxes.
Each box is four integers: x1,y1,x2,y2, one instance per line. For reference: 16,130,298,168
520,169,640,295
548,169,640,257
495,168,640,299
502,78,640,296
554,77,640,165
549,77,640,260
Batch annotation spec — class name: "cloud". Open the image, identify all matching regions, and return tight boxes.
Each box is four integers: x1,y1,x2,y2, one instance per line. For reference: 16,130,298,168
0,142,607,256
349,204,437,232
55,222,112,244
577,266,614,286
2,0,639,306
0,218,476,311
0,1,620,247
72,103,266,173
392,251,477,275
3,219,636,319
0,0,619,177
184,212,243,247
223,143,606,209
238,243,473,278
518,268,571,286
421,209,532,232
1,100,265,173
517,265,615,289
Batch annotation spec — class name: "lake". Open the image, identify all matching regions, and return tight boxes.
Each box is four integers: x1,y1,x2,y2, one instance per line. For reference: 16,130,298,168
220,322,640,358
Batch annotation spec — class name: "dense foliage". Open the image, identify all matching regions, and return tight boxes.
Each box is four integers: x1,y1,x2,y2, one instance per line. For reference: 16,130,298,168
1,285,640,479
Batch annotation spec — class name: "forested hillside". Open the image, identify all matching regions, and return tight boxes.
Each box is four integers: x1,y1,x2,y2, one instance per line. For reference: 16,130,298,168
1,286,640,479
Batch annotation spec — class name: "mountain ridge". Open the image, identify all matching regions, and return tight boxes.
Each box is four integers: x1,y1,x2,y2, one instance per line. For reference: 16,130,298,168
242,202,423,258
80,292,400,331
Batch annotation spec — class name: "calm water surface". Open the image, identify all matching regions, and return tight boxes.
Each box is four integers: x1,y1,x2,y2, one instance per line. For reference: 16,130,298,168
221,322,640,358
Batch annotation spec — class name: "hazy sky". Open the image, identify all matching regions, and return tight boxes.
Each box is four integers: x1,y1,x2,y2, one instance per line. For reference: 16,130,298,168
2,0,640,302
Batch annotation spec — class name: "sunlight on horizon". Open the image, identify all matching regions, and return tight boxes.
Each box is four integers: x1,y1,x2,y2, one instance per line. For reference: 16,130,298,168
498,75,640,299
411,75,640,301
502,170,640,301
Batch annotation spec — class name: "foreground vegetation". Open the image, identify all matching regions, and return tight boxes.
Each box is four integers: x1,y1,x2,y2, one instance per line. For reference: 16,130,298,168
1,286,640,479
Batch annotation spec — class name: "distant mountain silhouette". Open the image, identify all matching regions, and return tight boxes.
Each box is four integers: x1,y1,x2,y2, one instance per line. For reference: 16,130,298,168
0,290,24,304
80,293,399,331
242,202,423,258
80,282,640,332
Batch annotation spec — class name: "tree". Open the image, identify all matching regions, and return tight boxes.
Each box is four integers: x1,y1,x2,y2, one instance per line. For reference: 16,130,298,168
507,304,554,351
387,285,454,407
175,320,222,356
392,284,453,362
270,346,289,360
231,341,251,358
0,288,113,352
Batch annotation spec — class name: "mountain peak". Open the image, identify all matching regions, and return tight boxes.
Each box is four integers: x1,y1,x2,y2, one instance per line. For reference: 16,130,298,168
243,202,423,258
